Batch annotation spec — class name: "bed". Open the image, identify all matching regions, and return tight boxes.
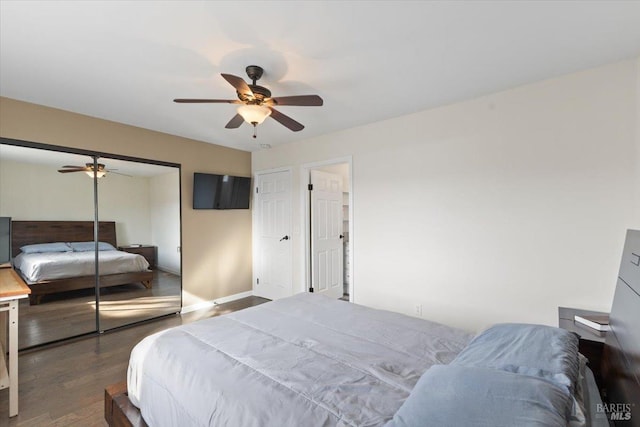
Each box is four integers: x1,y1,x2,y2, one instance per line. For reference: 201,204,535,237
106,229,640,427
11,221,153,305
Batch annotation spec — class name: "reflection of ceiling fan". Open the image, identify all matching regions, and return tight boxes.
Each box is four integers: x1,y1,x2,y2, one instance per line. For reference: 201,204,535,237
174,65,323,138
57,163,129,178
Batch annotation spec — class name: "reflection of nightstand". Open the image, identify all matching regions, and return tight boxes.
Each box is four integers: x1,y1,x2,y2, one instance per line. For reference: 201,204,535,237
558,307,608,389
118,245,157,269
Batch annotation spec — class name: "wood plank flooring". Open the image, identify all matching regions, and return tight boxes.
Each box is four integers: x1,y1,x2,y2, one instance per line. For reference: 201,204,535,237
0,295,269,426
19,270,181,349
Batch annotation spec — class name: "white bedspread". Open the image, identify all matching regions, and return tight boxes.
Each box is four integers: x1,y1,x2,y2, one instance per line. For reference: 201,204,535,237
13,250,150,282
127,293,472,427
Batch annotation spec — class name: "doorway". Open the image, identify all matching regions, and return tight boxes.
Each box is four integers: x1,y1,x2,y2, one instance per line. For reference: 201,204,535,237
303,159,353,301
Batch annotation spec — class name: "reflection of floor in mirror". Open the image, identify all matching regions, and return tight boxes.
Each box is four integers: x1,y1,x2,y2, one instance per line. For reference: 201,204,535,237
18,269,181,349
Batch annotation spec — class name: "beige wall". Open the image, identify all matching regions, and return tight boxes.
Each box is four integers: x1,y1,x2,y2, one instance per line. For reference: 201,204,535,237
0,97,252,307
253,59,639,332
150,170,181,274
0,157,153,245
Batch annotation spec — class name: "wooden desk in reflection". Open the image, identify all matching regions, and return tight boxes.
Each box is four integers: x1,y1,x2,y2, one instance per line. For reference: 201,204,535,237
0,267,31,417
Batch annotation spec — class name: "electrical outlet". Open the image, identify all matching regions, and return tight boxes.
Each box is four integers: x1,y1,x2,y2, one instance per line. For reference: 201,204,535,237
415,304,423,317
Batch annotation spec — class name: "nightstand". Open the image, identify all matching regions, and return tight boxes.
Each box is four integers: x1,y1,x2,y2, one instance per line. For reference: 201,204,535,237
118,245,157,269
558,306,608,389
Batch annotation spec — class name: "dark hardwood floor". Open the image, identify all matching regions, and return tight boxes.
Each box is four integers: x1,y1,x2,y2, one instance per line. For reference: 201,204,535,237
19,270,182,349
0,295,269,426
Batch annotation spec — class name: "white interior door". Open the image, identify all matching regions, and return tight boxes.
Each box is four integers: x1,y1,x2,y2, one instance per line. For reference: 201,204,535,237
310,170,344,299
254,170,292,300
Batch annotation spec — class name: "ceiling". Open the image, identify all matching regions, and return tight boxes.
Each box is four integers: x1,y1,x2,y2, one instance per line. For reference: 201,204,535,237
1,1,640,152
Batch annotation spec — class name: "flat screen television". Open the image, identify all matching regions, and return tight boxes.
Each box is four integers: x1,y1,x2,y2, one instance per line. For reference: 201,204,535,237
193,173,251,210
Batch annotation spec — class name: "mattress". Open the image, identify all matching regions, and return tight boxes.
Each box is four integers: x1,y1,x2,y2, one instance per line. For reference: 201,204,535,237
13,250,150,282
127,293,473,427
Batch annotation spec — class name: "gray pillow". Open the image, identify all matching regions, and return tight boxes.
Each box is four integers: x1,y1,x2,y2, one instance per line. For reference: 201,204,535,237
21,242,71,253
452,323,579,395
69,241,116,252
386,364,570,427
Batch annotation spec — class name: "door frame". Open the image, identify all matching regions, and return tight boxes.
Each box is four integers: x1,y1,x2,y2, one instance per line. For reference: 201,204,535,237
300,156,354,301
252,166,294,298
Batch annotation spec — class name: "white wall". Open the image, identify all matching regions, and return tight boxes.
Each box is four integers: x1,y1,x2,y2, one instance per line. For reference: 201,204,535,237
0,158,152,245
253,59,640,332
150,170,181,274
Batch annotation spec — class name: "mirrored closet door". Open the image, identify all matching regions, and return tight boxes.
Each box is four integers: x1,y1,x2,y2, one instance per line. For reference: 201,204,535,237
97,157,181,331
0,144,99,347
0,140,182,349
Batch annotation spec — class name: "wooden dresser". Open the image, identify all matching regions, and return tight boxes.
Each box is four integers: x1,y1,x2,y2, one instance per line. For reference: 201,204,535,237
118,245,157,269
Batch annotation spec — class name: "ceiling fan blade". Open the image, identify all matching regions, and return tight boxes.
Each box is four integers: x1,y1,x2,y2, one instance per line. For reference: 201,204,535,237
173,98,241,104
225,114,245,129
221,73,254,97
58,169,85,173
108,171,132,177
61,165,86,169
269,108,304,132
270,95,323,106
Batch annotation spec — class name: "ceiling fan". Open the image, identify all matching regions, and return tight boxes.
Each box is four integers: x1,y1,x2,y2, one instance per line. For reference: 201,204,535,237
57,163,129,178
174,65,323,138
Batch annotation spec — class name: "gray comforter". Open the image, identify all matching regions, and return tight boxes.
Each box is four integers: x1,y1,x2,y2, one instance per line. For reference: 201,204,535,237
128,293,472,426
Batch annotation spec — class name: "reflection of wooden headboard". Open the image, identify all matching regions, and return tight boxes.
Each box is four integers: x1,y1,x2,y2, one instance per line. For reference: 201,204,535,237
602,229,640,426
11,221,117,257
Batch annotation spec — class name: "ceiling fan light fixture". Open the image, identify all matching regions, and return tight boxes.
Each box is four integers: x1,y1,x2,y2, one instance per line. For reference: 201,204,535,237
85,163,106,178
85,170,106,178
237,104,271,125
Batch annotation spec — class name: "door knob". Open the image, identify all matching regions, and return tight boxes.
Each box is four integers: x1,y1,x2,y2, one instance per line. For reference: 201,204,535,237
280,235,289,241
339,235,344,239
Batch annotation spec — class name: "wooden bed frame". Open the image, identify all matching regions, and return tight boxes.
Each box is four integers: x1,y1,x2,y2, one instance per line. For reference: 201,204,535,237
105,230,640,427
600,230,640,426
12,221,153,305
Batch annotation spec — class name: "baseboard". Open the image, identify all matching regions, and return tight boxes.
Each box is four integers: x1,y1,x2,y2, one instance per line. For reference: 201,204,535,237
180,290,254,314
155,265,181,276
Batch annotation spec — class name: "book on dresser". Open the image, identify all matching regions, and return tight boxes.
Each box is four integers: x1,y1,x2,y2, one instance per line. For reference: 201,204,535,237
574,314,610,331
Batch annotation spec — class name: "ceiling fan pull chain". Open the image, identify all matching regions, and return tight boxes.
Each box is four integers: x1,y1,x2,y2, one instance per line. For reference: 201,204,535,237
253,123,257,139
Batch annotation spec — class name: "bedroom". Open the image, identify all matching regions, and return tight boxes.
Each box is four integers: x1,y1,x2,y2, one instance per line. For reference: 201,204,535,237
1,1,639,426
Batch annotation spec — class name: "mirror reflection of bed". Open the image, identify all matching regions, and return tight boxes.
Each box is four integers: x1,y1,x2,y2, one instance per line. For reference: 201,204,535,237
0,141,182,349
11,220,182,348
12,222,154,306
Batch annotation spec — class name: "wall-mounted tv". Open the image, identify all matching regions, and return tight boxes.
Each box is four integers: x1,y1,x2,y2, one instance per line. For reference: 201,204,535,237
193,173,251,210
